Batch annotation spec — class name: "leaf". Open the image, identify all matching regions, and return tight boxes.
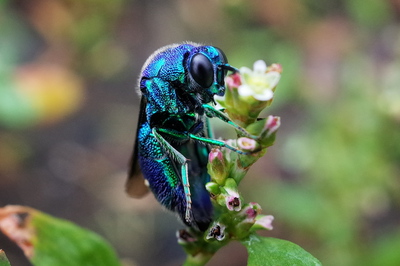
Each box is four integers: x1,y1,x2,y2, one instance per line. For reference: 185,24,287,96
242,234,321,266
0,205,120,266
0,250,11,266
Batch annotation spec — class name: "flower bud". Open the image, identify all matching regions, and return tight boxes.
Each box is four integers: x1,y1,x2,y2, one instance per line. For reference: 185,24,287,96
208,148,227,185
263,115,280,138
240,202,262,223
233,202,262,236
209,148,223,162
267,63,283,74
251,215,274,231
215,178,241,210
205,182,220,195
259,115,280,147
226,72,242,89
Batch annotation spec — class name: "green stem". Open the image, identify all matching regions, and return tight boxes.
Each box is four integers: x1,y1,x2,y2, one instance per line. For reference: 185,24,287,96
183,252,214,266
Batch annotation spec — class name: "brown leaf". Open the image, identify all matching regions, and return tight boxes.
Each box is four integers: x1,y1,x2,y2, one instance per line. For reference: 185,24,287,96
0,206,36,259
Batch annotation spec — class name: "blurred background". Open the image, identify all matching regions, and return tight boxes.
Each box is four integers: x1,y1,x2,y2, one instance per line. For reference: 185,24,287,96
1,0,400,265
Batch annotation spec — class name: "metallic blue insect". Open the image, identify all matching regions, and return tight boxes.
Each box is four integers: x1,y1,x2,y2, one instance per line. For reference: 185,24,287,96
126,42,253,231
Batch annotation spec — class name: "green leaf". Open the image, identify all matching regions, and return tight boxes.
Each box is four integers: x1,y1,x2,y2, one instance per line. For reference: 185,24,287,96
242,234,321,266
0,206,121,266
0,250,11,266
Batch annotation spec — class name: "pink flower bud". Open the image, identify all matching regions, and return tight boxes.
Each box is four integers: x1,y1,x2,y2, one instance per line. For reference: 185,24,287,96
226,72,242,89
234,203,263,233
267,63,283,74
264,115,280,137
245,202,262,218
254,215,274,231
208,148,227,185
208,148,223,163
239,202,262,224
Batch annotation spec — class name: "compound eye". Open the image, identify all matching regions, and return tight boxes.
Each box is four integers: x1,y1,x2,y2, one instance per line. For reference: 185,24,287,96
190,53,214,88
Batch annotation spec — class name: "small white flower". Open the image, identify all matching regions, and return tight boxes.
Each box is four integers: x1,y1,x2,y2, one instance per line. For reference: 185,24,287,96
238,60,281,101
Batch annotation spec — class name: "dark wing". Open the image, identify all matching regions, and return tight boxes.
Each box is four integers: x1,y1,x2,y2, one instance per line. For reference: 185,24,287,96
126,96,150,198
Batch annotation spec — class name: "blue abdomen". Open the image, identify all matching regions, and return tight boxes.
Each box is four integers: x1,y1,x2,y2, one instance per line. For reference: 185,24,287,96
138,121,212,230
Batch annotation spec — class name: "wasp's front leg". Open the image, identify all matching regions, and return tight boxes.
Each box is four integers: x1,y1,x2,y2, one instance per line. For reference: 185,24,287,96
203,104,259,140
189,134,260,155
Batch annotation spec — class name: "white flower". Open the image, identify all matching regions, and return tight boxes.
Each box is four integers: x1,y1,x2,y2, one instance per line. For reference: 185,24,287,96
238,60,281,101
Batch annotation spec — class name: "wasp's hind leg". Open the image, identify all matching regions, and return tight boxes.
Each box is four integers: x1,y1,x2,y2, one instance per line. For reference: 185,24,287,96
151,128,194,224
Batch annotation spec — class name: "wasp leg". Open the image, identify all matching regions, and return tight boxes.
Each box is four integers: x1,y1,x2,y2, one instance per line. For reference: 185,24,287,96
203,104,259,140
151,128,193,223
189,134,258,155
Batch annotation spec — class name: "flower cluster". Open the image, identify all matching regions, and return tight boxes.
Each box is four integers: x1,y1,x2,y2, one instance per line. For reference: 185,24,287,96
216,60,282,126
179,60,281,262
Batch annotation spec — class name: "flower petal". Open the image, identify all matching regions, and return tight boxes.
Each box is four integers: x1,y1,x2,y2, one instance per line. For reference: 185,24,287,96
253,60,267,73
265,71,281,89
239,66,252,75
238,84,254,97
239,67,252,82
253,90,274,101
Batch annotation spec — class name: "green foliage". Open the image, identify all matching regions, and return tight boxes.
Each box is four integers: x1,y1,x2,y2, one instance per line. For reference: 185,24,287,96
345,0,392,28
0,250,11,266
30,210,121,266
365,230,400,266
0,206,120,266
243,235,321,266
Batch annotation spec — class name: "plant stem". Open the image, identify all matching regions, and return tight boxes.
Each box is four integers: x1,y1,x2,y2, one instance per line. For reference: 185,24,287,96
183,252,214,266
